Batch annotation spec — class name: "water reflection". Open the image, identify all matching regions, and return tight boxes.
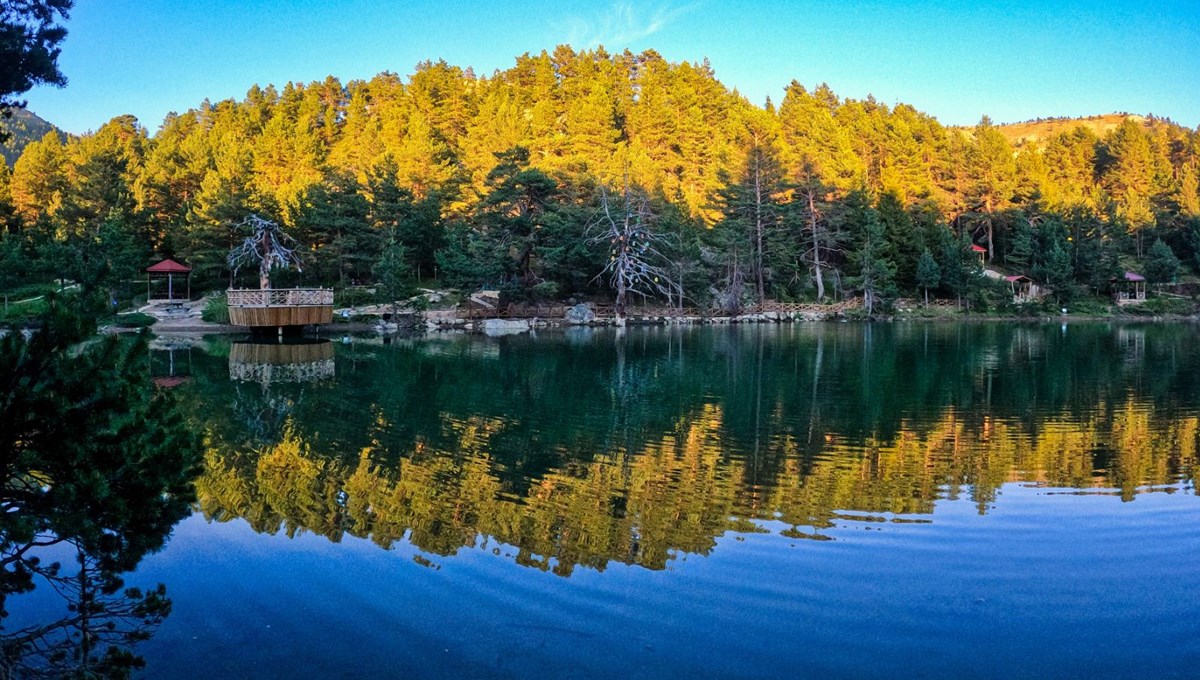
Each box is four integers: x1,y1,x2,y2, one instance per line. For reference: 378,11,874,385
207,339,338,447
2,331,201,676
176,324,1198,576
228,339,335,384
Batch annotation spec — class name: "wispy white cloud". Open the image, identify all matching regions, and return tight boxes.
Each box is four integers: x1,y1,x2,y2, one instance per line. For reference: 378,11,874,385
557,1,697,48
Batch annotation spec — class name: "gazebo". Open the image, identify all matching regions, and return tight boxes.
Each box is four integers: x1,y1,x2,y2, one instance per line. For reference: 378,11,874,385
1005,275,1042,303
1114,271,1147,304
970,244,987,266
146,259,191,302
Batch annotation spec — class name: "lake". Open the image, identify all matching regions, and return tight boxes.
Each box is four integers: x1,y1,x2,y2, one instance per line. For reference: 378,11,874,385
20,322,1200,678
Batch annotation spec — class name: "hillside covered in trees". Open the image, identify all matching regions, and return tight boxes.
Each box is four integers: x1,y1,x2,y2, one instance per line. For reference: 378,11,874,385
0,108,58,166
2,46,1198,314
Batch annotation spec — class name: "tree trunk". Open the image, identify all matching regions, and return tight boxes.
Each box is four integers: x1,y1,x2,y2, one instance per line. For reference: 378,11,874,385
807,190,825,301
754,155,765,304
615,274,627,324
985,197,994,262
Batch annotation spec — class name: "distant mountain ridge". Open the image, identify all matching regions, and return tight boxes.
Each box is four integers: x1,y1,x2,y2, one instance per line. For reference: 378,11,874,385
1,109,61,166
991,113,1182,148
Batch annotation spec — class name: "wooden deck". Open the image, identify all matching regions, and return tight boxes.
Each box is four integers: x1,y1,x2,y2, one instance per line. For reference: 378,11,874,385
227,288,334,327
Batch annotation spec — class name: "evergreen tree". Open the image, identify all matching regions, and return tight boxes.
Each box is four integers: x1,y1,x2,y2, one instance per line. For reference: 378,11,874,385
964,116,1017,262
0,232,21,313
0,0,72,139
1007,215,1036,270
915,249,940,306
844,200,896,315
1144,238,1180,287
367,160,444,281
1040,240,1075,303
877,190,922,291
1102,119,1157,257
714,117,787,303
939,234,982,309
373,231,415,316
295,171,372,286
8,129,66,225
474,147,562,294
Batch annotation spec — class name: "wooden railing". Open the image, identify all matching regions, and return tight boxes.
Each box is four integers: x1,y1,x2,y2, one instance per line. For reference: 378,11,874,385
893,298,959,310
739,298,863,315
227,288,333,307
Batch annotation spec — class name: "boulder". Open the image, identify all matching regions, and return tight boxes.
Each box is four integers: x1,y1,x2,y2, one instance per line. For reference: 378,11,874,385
564,303,597,324
482,318,531,336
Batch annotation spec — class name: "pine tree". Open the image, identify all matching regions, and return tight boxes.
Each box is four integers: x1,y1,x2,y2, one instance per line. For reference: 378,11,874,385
1102,119,1156,257
373,231,414,316
915,249,940,306
1041,240,1075,302
295,171,372,286
475,147,561,292
714,114,786,303
844,196,896,315
877,190,922,291
367,160,445,281
964,116,1017,262
0,0,72,140
9,130,67,224
1144,238,1180,287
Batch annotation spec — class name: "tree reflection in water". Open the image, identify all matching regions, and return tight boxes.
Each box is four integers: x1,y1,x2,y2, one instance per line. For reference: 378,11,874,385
179,324,1199,578
1,305,201,678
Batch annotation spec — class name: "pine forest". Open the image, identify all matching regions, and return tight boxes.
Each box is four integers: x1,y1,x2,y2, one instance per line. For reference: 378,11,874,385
3,46,1199,314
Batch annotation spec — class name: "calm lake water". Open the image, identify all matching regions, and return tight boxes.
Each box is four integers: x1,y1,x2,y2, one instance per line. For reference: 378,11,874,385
22,323,1200,677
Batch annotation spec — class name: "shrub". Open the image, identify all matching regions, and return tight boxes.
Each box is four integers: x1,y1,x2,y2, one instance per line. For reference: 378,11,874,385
335,287,376,308
1124,296,1199,316
111,312,157,328
201,293,230,324
530,281,559,300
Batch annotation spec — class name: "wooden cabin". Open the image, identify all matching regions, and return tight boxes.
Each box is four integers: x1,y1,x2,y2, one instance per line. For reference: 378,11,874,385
226,288,334,330
1113,271,1147,304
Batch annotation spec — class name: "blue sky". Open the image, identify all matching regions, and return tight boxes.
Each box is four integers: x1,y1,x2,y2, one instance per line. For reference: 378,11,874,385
25,0,1200,135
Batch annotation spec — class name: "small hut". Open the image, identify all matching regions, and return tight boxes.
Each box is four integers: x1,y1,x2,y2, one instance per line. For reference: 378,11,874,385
1114,271,1147,304
146,259,191,302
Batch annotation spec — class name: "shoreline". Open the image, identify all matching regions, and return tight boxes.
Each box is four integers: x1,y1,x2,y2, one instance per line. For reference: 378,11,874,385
142,311,1200,336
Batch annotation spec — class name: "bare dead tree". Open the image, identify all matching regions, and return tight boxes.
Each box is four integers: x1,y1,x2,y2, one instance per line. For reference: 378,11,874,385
227,214,303,290
588,185,679,324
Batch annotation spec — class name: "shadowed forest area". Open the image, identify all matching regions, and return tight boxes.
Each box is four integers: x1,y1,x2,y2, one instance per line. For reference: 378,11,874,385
2,47,1199,316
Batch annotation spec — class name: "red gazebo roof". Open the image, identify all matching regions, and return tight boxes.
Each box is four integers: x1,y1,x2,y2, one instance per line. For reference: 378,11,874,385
970,244,987,253
1123,271,1146,282
146,259,191,274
